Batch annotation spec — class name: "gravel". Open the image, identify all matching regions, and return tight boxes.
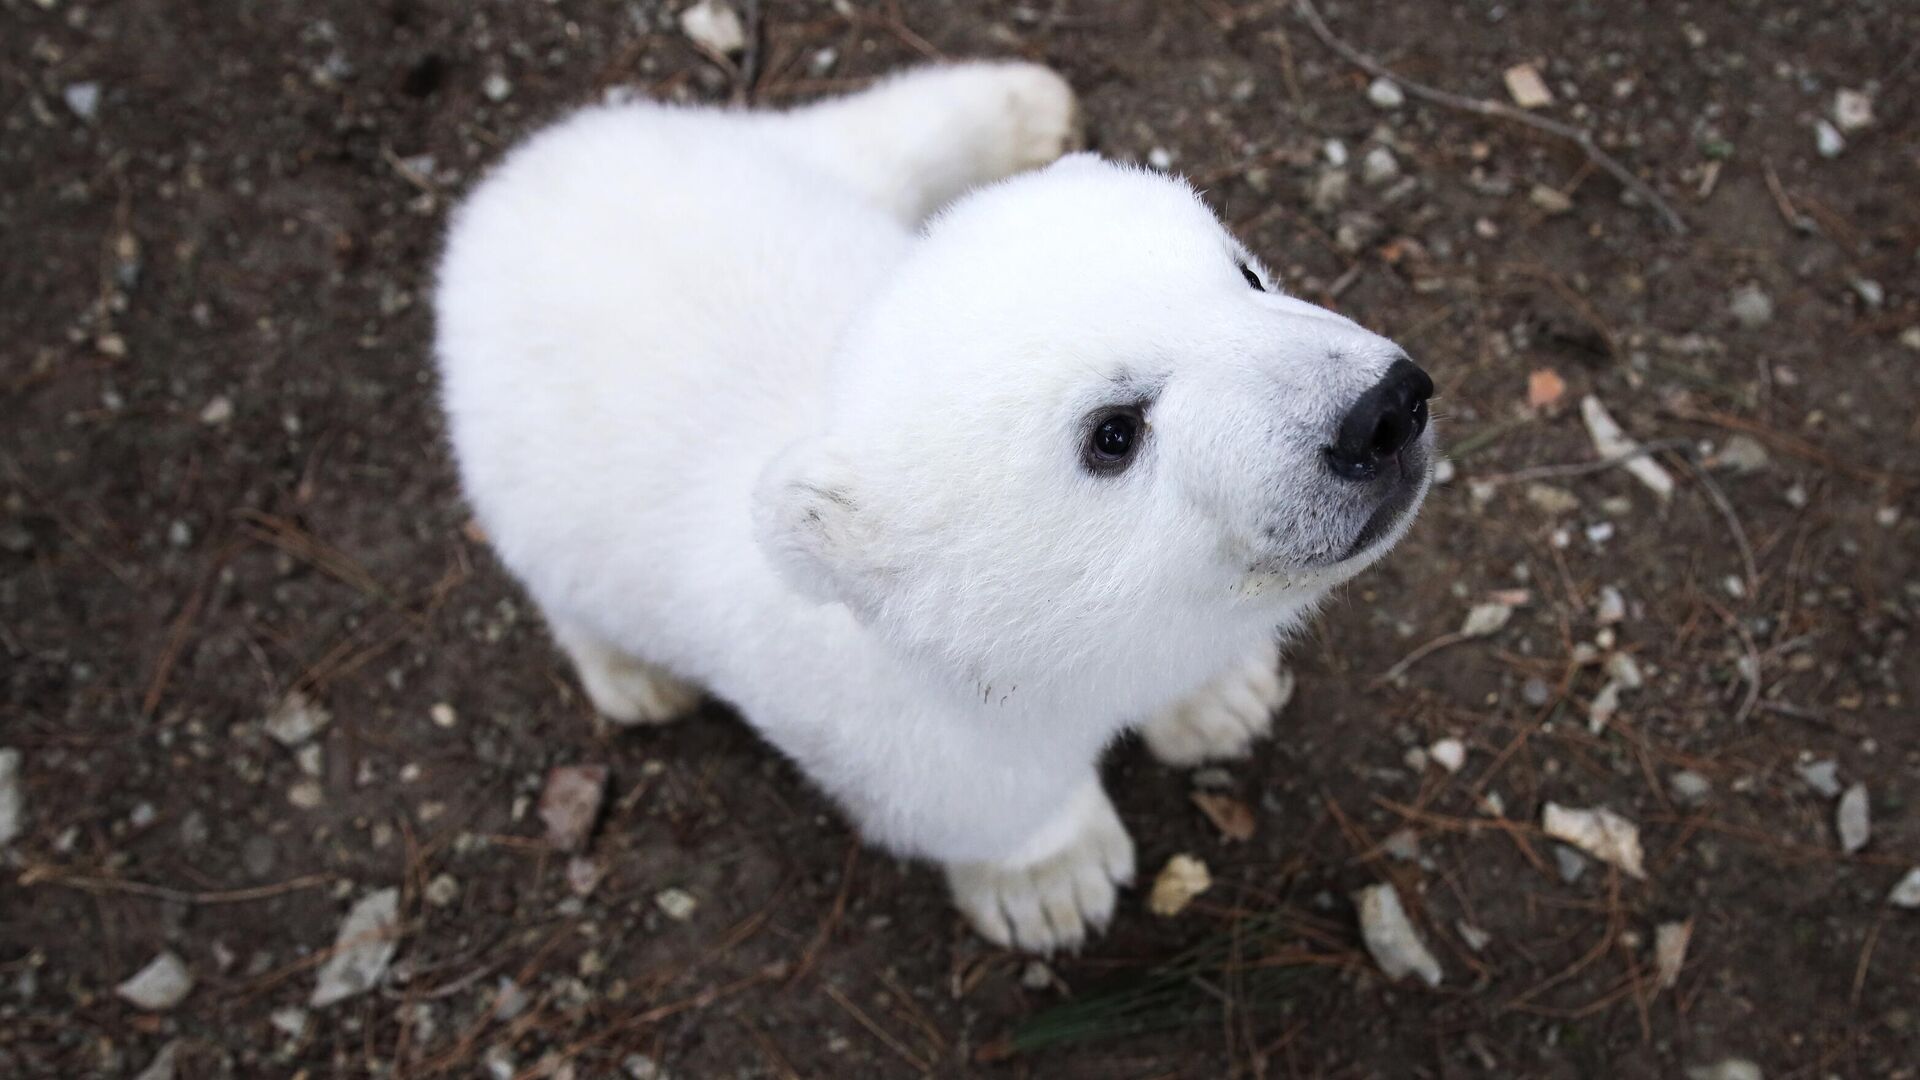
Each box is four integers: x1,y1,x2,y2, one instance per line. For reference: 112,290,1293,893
0,749,22,847
116,951,194,1011
311,887,402,1007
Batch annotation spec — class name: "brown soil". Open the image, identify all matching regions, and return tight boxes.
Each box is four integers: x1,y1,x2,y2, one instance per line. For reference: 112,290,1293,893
4,1,1917,1076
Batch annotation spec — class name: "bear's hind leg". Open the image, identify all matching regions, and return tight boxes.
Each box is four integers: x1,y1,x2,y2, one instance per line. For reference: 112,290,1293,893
551,620,703,726
774,61,1080,224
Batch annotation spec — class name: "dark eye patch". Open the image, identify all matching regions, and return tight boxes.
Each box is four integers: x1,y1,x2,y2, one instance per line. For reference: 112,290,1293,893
1239,262,1265,291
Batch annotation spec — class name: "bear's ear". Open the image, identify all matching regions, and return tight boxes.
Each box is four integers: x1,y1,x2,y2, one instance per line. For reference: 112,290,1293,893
751,437,894,614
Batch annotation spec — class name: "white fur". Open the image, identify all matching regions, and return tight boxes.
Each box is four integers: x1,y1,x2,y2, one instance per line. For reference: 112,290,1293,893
435,62,1433,952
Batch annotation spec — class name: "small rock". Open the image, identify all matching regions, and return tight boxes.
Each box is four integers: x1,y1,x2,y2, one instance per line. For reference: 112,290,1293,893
679,0,746,55
424,873,459,908
1580,395,1675,502
1728,284,1773,329
1381,828,1422,862
270,1005,311,1039
264,691,332,747
1669,770,1712,804
624,1055,661,1080
1711,434,1770,473
133,1040,182,1080
1456,920,1491,952
492,978,530,1021
1554,844,1588,882
1837,783,1870,853
654,887,698,922
1900,326,1920,352
1429,738,1466,773
117,951,194,1011
1796,759,1841,799
1524,483,1581,516
1146,146,1174,170
1814,119,1844,159
1542,802,1646,879
565,856,603,896
1688,1061,1763,1080
1522,677,1553,707
1605,652,1643,690
1459,602,1513,638
1888,868,1920,909
63,81,101,121
1528,183,1573,214
1851,278,1885,308
312,887,402,1007
539,765,609,851
482,72,513,103
429,703,457,728
1366,76,1405,109
1323,139,1348,167
1654,919,1692,989
1587,680,1624,734
1020,960,1054,990
1148,854,1211,917
1502,63,1553,109
288,780,324,810
1595,586,1627,625
1361,146,1399,186
1832,88,1873,132
0,749,22,847
1309,169,1350,212
808,47,838,76
1353,883,1442,986
199,395,234,425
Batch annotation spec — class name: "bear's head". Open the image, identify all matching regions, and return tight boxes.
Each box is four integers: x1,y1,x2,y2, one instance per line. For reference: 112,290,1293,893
755,156,1435,717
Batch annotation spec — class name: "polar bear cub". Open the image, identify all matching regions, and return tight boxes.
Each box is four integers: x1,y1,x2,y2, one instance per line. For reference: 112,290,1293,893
435,62,1435,953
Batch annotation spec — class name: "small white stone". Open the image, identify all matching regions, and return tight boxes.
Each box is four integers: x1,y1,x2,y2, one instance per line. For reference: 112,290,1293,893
64,81,101,120
1851,278,1885,308
1595,586,1627,625
1814,119,1845,159
1888,868,1920,909
1832,88,1873,132
1366,77,1405,109
1323,139,1349,166
270,1006,311,1039
655,887,699,921
1459,602,1513,638
288,781,324,810
1361,146,1399,186
1147,146,1174,170
1669,770,1712,804
1728,283,1773,329
482,72,513,103
424,873,460,907
264,691,331,747
1020,960,1054,989
1429,738,1466,773
1455,920,1491,952
312,888,403,1007
1688,1060,1763,1080
0,749,22,847
117,951,194,1011
1837,783,1870,853
1353,883,1442,986
678,0,746,55
199,395,234,425
1432,458,1456,484
1542,802,1646,878
429,702,457,728
1798,759,1840,798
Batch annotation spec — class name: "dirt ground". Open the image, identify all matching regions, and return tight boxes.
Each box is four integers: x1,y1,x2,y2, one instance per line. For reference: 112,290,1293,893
4,0,1918,1076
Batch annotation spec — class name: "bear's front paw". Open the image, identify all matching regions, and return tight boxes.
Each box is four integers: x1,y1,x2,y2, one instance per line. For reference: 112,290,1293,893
945,786,1134,954
1141,643,1295,767
989,63,1082,173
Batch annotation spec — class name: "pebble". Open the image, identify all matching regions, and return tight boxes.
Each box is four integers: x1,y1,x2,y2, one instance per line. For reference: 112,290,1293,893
1502,63,1553,108
1595,586,1626,625
679,0,746,55
1796,759,1841,798
1832,88,1873,132
263,691,331,747
1688,1061,1763,1080
1021,960,1054,990
1521,677,1553,707
1900,326,1920,352
1528,183,1573,214
481,72,513,103
1543,802,1646,879
1459,601,1513,638
540,765,609,851
1851,278,1885,308
1429,738,1466,773
808,47,838,76
63,81,101,120
1353,883,1442,986
1524,483,1580,516
1889,868,1920,909
1814,119,1844,159
0,749,22,847
1456,920,1491,952
1554,844,1588,883
1309,169,1350,212
654,887,699,922
1149,853,1211,917
1728,284,1773,329
199,396,234,425
1669,770,1713,804
1713,434,1771,473
1361,146,1399,186
133,1040,182,1080
270,1005,311,1039
1146,146,1174,170
288,780,324,810
1323,139,1349,167
1837,783,1870,853
1381,828,1422,862
424,873,459,907
117,951,195,1011
1366,77,1404,109
312,887,402,1006
565,856,603,896
429,702,457,728
624,1055,661,1080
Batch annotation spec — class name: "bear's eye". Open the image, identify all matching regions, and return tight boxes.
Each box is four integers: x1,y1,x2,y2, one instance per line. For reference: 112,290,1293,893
1083,407,1144,475
1239,262,1265,292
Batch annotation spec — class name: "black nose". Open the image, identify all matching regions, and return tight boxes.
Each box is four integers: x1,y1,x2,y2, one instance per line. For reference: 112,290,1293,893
1324,358,1434,481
